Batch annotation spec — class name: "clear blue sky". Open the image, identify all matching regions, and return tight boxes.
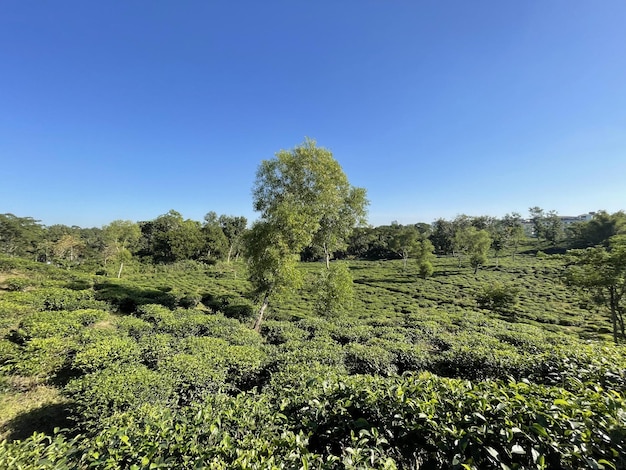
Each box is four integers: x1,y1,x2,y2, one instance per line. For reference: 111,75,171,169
2,1,625,228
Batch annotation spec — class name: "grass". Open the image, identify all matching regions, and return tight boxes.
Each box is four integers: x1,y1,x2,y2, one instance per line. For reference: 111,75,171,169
0,377,69,441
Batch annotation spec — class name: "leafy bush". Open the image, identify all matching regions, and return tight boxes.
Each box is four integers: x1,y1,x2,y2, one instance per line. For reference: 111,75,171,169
344,342,397,376
32,287,107,312
312,263,355,317
72,336,141,373
64,364,176,431
4,277,31,292
116,315,153,339
289,373,626,469
476,282,521,314
12,336,77,378
73,308,107,326
18,312,79,339
160,352,227,403
260,320,308,344
138,333,174,369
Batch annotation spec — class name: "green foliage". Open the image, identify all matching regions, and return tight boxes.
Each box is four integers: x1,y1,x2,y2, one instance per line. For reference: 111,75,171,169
313,262,355,317
12,336,76,378
64,364,176,431
565,238,626,343
476,282,521,315
344,342,397,376
116,315,153,339
0,214,44,259
4,277,31,292
254,138,368,267
2,247,626,468
72,336,141,373
289,373,626,469
36,287,107,312
418,260,434,278
568,210,626,248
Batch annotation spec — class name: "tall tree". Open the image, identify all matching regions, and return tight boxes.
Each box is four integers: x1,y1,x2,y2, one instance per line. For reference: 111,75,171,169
218,215,248,263
0,214,44,258
202,212,228,261
103,220,140,277
543,210,564,246
502,212,525,260
139,210,205,263
247,139,367,329
455,226,492,273
565,237,626,343
244,220,303,331
529,206,546,240
389,226,421,270
569,211,626,248
415,238,436,278
53,233,85,266
430,218,455,255
253,138,368,269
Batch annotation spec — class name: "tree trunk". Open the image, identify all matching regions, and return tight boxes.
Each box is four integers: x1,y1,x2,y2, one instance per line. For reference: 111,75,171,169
117,262,124,279
253,295,269,332
610,288,618,343
227,244,233,264
324,243,330,269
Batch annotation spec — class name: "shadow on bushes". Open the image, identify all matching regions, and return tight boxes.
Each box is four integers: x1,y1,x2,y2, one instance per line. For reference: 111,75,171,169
201,293,255,321
3,403,72,442
94,280,177,313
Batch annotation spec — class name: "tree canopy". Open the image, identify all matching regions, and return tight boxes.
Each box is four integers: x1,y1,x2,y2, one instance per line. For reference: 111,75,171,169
253,138,368,268
247,139,367,329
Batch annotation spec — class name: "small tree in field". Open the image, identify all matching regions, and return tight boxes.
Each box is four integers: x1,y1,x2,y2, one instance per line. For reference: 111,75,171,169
455,227,491,273
312,262,354,317
476,282,520,315
103,220,140,278
389,226,421,270
253,138,368,270
415,239,435,278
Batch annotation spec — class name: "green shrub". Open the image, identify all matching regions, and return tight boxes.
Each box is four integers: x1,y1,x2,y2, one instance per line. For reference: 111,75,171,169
476,282,520,314
344,342,397,376
13,336,76,378
138,333,174,369
116,315,153,339
18,311,83,339
37,287,106,312
72,336,142,374
64,364,176,431
4,277,31,292
260,320,308,344
0,339,20,369
159,337,232,400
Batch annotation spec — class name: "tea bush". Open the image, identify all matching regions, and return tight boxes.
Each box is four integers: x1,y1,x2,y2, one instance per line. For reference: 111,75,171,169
72,336,142,374
4,277,31,292
64,364,176,431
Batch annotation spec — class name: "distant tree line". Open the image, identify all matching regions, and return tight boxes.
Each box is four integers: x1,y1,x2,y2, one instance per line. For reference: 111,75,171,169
0,211,247,275
2,209,624,271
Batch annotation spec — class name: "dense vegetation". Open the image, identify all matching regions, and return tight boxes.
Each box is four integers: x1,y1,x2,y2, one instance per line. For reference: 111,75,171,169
1,249,625,469
1,142,625,468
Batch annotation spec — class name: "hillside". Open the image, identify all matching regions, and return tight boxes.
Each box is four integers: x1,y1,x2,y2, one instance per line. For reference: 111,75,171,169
0,253,625,469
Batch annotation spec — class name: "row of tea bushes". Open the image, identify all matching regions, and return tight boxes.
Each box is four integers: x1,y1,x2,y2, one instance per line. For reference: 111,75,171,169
1,372,624,469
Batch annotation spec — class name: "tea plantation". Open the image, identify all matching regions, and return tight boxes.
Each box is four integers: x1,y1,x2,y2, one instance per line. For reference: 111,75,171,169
0,254,624,469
